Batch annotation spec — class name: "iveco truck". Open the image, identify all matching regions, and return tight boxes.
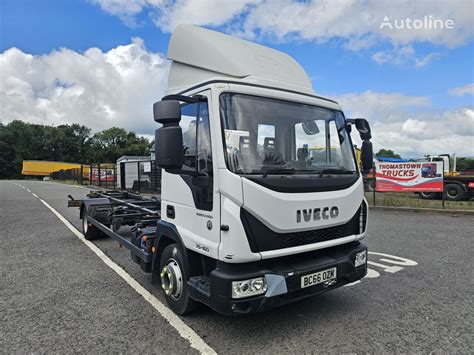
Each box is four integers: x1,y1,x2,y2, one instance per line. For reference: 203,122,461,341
71,25,374,315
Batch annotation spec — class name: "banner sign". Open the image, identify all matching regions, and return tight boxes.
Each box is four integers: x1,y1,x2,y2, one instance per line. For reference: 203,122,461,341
375,161,443,192
90,168,115,182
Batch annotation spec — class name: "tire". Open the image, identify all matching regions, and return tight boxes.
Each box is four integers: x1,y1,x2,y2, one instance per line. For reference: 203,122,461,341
159,244,197,315
444,183,465,201
418,192,440,200
82,210,101,240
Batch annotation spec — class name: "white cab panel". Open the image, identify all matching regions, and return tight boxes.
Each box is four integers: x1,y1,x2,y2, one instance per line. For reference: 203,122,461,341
242,176,364,233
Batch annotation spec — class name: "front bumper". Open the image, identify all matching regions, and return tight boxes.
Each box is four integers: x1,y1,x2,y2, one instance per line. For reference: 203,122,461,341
206,242,367,315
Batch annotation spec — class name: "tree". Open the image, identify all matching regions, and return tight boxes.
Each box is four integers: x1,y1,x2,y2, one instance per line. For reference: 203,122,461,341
456,157,474,171
376,149,401,159
0,121,151,179
87,127,151,163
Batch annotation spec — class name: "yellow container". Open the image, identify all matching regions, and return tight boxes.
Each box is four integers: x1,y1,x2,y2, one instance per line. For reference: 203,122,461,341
22,160,83,176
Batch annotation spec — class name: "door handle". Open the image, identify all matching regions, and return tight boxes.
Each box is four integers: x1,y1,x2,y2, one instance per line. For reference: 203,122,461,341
166,205,175,219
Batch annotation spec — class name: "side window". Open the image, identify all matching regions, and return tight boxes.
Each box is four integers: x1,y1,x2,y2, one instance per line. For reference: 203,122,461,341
180,103,198,169
179,100,213,211
197,102,212,174
328,120,343,165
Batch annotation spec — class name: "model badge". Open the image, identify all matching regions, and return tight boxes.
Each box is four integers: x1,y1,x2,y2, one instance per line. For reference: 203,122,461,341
296,207,339,223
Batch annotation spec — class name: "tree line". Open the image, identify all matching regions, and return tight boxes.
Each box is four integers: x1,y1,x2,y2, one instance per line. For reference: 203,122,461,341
0,120,152,179
1,120,472,179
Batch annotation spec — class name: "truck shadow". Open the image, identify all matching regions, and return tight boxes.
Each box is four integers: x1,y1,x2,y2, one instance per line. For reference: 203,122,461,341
183,286,370,344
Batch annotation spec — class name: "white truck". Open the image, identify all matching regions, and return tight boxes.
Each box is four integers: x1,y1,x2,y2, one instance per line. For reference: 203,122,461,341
71,25,374,315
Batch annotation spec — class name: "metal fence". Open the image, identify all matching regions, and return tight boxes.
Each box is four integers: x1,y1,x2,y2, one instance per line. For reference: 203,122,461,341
51,163,116,190
51,160,161,194
117,160,161,194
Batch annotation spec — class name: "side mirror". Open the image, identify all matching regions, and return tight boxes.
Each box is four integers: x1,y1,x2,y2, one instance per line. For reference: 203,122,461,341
361,140,373,174
354,118,372,140
154,100,184,170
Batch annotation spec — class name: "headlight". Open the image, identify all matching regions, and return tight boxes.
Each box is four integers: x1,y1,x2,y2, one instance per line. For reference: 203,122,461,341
355,250,367,267
231,277,268,299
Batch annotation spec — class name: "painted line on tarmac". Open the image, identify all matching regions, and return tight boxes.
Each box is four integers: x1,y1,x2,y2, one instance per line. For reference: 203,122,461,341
37,197,216,355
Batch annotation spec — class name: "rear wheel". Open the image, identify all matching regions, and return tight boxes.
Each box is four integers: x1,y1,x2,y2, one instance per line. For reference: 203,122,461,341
159,244,197,315
444,184,464,201
82,210,101,240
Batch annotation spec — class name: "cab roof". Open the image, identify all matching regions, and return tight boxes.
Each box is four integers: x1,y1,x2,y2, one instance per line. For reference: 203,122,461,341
166,25,315,95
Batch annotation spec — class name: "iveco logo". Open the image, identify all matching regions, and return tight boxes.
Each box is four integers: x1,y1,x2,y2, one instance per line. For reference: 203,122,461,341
296,207,339,223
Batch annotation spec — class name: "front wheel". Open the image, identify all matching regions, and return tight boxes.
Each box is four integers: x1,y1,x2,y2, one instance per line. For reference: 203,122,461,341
159,244,197,315
444,184,465,201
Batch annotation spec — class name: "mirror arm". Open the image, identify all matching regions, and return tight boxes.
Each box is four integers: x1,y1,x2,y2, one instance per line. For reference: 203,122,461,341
162,94,206,103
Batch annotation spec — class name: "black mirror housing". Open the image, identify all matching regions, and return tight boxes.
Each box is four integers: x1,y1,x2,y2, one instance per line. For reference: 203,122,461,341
155,125,184,170
154,100,184,170
361,140,374,174
154,100,181,124
355,118,372,140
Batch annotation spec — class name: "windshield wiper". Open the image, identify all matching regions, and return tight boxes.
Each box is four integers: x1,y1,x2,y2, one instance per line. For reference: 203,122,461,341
262,167,296,178
317,168,357,178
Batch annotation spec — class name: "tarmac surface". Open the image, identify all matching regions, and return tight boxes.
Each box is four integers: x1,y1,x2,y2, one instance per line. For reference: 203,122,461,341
1,180,473,353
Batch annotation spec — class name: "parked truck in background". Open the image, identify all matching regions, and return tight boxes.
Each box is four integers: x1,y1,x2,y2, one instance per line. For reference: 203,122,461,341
70,25,374,315
418,154,474,201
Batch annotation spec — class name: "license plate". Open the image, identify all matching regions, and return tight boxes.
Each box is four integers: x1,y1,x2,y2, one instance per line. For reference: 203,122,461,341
301,267,337,289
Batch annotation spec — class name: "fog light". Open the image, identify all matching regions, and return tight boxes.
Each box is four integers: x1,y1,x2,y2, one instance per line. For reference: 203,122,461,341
355,250,367,267
232,277,267,299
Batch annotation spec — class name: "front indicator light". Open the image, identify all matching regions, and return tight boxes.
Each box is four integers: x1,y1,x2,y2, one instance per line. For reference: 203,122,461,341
231,277,268,299
355,250,367,267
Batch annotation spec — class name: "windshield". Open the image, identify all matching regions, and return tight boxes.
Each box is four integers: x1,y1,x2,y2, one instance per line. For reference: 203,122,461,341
220,93,357,175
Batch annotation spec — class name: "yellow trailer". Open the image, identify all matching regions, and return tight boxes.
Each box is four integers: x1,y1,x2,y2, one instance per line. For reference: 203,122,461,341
22,160,83,176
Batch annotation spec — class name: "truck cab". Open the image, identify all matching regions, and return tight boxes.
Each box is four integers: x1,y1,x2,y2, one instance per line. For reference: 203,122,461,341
152,25,373,315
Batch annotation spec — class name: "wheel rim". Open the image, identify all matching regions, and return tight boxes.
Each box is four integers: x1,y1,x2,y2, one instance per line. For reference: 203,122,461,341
420,192,432,197
83,215,88,234
447,188,458,198
160,258,183,300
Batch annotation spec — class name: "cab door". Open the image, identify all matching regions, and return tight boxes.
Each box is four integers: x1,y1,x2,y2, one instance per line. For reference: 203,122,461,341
161,92,220,259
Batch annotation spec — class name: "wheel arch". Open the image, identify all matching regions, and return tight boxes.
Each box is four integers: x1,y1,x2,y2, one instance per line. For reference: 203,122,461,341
151,221,202,284
445,180,467,191
80,198,111,219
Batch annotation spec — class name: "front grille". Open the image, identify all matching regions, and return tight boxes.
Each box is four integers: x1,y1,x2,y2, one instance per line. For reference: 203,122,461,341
278,223,347,249
241,206,362,252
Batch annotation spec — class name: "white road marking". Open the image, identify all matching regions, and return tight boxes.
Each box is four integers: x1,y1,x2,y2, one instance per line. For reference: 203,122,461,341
26,189,31,192
32,193,39,198
38,197,216,355
344,252,417,287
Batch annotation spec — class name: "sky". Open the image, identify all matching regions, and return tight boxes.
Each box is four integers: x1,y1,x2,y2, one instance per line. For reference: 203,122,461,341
1,0,473,157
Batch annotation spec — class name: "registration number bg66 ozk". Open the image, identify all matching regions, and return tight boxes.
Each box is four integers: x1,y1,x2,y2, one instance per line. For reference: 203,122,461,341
301,267,337,289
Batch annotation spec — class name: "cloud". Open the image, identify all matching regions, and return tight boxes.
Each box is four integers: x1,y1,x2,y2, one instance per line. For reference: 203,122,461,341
333,91,474,157
89,0,163,26
92,0,474,67
1,41,472,158
335,91,431,122
0,38,169,135
449,83,474,96
372,45,439,68
151,0,261,32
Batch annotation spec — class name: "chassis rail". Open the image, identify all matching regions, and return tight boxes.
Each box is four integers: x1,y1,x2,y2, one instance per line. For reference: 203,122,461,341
69,190,161,265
